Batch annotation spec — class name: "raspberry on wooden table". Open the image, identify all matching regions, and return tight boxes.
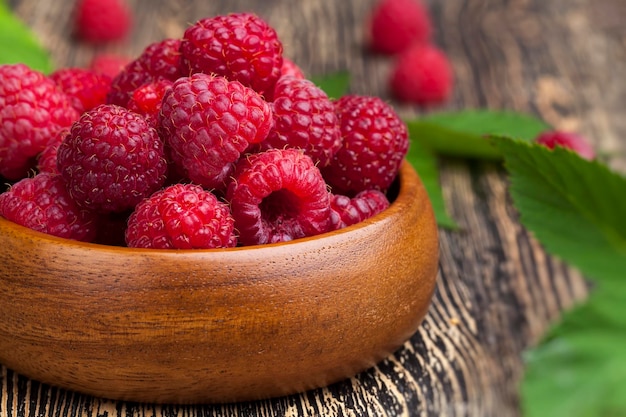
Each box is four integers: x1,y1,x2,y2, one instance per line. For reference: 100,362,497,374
389,43,454,106
322,95,409,196
366,0,432,55
73,0,133,44
259,76,341,167
226,148,331,246
0,173,98,242
57,104,167,213
125,183,237,249
107,38,185,107
50,67,112,114
158,73,273,191
181,12,284,99
329,189,390,230
0,64,79,181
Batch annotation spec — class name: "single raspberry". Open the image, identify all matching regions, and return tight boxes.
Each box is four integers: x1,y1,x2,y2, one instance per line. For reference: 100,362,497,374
366,0,432,55
107,38,185,107
125,183,237,249
280,57,305,80
50,67,112,113
258,76,341,167
57,104,167,213
389,43,454,106
322,95,409,196
158,73,273,191
535,130,596,161
329,189,390,230
73,0,133,44
226,148,331,246
89,53,132,79
0,172,98,242
126,79,173,127
181,13,283,98
37,129,70,174
0,64,80,180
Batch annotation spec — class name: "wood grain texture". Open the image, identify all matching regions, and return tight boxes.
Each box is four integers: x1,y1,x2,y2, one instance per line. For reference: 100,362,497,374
2,0,624,415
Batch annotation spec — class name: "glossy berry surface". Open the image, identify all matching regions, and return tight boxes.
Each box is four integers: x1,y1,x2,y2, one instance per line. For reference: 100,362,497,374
227,148,331,246
50,67,112,113
329,189,390,230
125,183,237,249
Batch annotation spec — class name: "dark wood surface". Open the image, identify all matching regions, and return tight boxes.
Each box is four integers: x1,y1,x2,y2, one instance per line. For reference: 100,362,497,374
3,0,625,415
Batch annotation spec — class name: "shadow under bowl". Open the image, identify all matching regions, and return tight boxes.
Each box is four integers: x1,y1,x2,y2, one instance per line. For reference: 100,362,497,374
0,161,439,404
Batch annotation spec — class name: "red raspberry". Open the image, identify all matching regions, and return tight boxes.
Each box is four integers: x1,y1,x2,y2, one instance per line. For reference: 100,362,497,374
259,76,341,167
158,73,273,191
107,38,185,107
227,148,331,246
57,104,167,213
50,67,112,113
181,13,283,98
367,0,432,55
73,0,133,44
125,183,237,249
0,64,79,180
322,95,409,196
126,79,173,127
280,57,305,80
329,189,390,230
37,129,70,174
535,130,596,161
0,172,98,242
389,43,454,106
89,53,132,79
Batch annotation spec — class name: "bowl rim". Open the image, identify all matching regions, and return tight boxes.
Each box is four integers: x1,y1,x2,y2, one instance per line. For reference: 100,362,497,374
0,161,420,254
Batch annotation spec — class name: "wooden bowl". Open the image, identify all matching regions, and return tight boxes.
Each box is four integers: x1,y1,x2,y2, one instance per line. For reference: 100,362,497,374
0,161,439,404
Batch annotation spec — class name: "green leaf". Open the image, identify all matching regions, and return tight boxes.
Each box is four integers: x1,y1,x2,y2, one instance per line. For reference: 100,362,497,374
309,71,350,99
406,132,458,229
494,136,626,283
406,110,549,160
0,3,53,73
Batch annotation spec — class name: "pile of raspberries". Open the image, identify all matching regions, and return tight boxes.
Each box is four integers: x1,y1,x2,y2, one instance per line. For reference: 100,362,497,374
0,12,409,249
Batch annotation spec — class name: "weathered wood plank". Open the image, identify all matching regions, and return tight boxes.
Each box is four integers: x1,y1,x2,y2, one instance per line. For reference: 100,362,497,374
2,0,623,415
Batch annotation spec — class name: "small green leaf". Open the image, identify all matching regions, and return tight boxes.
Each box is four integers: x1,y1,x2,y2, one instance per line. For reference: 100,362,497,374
406,134,458,229
494,136,626,283
309,71,350,99
406,110,549,160
0,3,53,73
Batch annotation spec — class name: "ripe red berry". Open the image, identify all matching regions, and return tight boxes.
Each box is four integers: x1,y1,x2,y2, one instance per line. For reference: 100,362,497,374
329,189,390,230
73,0,133,44
89,53,132,79
322,95,409,196
0,172,98,242
535,130,596,161
259,76,341,167
181,13,284,98
227,148,331,246
126,79,173,127
367,0,432,55
125,183,237,249
107,38,185,107
57,104,167,213
50,67,112,113
0,64,79,180
158,73,273,191
37,129,70,175
280,57,305,80
389,43,454,106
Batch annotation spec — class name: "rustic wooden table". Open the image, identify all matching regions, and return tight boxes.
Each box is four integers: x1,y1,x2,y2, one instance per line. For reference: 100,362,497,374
3,0,625,416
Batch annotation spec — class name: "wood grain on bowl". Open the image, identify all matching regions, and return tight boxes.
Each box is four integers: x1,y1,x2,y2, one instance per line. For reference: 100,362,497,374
0,161,438,404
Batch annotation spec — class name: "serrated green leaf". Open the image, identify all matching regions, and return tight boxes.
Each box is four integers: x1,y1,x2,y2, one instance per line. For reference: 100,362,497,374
309,71,350,99
406,110,549,160
494,136,626,283
406,130,458,229
0,3,53,73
